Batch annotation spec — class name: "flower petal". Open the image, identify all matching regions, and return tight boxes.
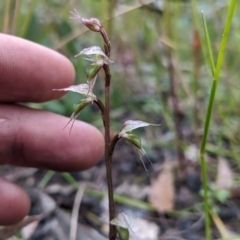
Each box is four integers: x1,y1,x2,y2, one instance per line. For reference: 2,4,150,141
75,46,107,58
53,84,96,99
119,120,160,137
110,212,134,232
75,46,113,65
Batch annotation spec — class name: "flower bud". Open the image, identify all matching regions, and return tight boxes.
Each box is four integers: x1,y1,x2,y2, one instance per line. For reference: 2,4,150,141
70,9,102,32
75,46,113,65
64,98,92,133
121,133,142,150
73,98,92,114
81,17,102,32
119,133,149,170
86,63,101,79
110,212,133,240
116,226,129,240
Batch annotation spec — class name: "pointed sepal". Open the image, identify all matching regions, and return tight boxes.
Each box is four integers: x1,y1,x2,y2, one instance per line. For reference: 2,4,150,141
110,213,134,240
119,120,160,137
118,120,159,170
120,133,149,170
75,46,113,65
86,63,101,78
75,46,107,58
53,83,96,99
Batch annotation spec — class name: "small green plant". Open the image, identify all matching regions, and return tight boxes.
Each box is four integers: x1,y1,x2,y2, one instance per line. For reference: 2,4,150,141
200,2,237,239
199,183,230,213
54,9,159,240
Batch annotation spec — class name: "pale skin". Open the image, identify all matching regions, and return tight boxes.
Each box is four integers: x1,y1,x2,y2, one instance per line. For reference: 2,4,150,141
0,34,104,225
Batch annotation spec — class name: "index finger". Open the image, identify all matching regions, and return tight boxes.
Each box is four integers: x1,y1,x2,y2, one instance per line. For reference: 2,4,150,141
0,33,75,102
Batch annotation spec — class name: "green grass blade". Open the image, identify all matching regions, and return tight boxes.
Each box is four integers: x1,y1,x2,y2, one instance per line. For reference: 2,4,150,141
61,172,79,189
214,1,237,82
61,172,156,212
200,1,237,239
201,12,215,76
38,170,55,189
16,0,38,37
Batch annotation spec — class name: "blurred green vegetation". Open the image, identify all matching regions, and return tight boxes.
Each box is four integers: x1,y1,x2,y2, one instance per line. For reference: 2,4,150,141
1,0,240,165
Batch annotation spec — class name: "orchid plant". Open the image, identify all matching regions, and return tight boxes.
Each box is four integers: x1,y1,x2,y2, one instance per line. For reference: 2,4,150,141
54,9,159,240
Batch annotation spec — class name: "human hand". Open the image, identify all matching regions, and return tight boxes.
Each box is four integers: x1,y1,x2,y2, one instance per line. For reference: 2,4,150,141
0,34,104,225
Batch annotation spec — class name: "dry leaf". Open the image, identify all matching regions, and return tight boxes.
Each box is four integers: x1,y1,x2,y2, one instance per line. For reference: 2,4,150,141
21,220,39,239
216,158,234,190
148,162,175,213
210,210,240,238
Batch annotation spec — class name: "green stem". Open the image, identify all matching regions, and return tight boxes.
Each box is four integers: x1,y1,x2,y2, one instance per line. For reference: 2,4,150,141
200,1,237,239
200,81,217,154
214,2,236,81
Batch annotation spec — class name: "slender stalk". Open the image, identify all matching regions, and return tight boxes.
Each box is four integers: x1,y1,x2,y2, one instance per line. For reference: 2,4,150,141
200,82,216,240
104,65,116,240
200,1,237,239
94,98,106,126
200,13,217,240
101,25,116,239
192,30,201,145
109,134,121,160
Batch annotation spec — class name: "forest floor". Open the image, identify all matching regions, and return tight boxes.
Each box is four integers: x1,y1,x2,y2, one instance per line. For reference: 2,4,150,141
2,140,240,240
